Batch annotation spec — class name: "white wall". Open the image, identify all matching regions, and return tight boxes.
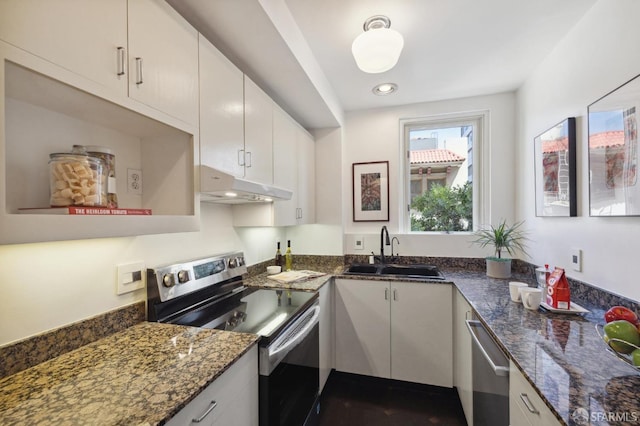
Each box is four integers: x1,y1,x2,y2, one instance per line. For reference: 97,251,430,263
343,92,516,257
516,0,640,302
0,203,246,345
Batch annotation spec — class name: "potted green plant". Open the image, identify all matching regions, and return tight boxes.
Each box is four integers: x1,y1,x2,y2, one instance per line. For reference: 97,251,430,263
472,219,529,278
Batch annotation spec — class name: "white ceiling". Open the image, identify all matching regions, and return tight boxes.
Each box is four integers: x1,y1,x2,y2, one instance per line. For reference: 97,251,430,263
168,0,597,130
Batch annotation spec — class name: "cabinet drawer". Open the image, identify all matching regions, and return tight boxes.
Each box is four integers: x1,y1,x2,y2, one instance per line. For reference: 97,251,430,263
166,345,258,426
509,361,560,426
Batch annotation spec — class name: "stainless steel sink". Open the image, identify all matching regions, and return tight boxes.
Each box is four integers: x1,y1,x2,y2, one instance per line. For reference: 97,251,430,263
344,263,445,280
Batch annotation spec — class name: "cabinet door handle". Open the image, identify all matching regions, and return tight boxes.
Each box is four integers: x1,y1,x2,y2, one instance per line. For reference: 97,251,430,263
192,400,218,423
393,289,398,301
384,288,389,300
116,47,126,76
519,393,539,414
246,151,252,168
238,149,245,166
135,57,144,85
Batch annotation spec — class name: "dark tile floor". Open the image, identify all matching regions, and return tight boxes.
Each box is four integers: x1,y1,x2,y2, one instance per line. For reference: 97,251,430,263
318,371,468,426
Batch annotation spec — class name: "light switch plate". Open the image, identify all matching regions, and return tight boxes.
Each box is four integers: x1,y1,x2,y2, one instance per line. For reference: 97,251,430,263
117,261,145,295
570,248,582,272
354,235,364,250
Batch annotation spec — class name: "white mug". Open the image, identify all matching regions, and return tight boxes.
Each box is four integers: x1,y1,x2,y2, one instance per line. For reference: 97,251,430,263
509,282,529,302
520,287,543,310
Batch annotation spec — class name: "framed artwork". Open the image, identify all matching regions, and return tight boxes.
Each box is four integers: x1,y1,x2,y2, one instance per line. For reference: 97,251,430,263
534,117,577,217
588,73,640,216
352,161,389,222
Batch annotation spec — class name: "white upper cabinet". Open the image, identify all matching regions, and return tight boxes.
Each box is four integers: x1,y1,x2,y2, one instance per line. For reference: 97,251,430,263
128,0,198,126
273,105,298,226
0,1,200,244
0,0,128,94
0,0,199,126
243,76,273,183
296,129,315,224
199,34,245,177
235,104,316,227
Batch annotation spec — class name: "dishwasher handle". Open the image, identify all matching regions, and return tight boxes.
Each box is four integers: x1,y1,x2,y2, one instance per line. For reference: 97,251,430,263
466,319,510,377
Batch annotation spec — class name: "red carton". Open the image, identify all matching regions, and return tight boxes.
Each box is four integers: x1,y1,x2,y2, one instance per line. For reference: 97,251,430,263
546,267,570,310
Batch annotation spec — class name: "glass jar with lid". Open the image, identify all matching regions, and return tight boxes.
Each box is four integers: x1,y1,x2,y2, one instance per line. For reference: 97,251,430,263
49,148,107,207
86,145,117,208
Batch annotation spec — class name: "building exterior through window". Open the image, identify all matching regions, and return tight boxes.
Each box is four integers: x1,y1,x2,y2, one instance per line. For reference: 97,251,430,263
407,125,474,232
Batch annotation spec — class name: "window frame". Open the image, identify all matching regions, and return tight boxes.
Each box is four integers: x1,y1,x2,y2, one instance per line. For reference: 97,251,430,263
399,111,490,234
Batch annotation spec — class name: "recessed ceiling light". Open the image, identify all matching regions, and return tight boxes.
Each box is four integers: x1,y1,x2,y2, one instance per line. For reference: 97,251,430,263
224,192,238,197
372,83,398,96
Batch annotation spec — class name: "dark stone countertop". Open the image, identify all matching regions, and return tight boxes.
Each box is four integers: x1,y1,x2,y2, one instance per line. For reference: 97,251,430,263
445,268,640,426
248,259,640,425
0,323,259,425
5,258,637,426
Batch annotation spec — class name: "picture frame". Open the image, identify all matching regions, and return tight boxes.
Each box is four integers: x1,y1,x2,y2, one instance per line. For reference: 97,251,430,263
534,117,577,217
588,73,640,216
352,161,389,222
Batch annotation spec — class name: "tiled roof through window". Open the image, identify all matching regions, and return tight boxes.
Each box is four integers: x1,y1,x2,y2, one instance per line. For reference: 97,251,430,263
410,149,465,164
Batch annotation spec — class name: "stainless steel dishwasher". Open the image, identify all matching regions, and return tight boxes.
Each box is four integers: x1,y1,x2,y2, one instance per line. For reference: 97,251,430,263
466,318,510,426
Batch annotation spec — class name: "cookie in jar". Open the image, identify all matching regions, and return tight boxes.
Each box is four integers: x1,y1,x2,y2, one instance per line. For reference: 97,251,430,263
49,150,107,207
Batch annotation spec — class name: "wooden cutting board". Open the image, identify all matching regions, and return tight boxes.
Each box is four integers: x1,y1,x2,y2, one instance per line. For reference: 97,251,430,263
267,270,326,283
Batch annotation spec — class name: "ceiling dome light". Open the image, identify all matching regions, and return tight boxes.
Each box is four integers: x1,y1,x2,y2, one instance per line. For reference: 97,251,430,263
352,15,404,74
373,82,398,95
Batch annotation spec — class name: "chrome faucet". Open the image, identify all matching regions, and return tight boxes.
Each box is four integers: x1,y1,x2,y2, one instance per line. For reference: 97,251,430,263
380,226,391,264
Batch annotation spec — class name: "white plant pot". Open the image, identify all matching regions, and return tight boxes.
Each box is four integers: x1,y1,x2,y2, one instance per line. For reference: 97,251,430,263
486,258,512,279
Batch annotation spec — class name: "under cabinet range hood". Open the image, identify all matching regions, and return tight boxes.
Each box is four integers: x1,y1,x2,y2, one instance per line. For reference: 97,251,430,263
199,166,293,204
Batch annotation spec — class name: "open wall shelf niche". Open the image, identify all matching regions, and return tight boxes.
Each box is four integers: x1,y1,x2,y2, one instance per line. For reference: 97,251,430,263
1,51,199,244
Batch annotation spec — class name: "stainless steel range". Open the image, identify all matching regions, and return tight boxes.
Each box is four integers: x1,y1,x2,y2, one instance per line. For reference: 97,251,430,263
146,251,320,426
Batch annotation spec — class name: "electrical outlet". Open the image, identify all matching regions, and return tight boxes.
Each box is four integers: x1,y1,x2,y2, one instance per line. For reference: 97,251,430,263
127,168,143,195
570,248,582,272
117,262,145,295
354,235,364,250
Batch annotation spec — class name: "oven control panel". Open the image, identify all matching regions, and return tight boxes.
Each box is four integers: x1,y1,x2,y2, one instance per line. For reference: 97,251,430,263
148,252,247,302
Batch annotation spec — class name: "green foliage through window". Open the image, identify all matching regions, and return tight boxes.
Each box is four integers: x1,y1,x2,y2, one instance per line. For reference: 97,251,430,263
410,182,472,232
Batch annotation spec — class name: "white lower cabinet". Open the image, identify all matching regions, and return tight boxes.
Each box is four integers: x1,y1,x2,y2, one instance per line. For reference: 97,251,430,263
319,281,334,392
509,360,561,426
453,289,473,425
166,345,258,426
335,279,453,387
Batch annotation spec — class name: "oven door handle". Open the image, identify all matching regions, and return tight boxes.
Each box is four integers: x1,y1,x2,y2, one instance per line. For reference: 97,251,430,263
260,302,320,375
270,304,320,358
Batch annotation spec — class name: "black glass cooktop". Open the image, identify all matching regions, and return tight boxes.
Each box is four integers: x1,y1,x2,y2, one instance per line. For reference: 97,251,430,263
169,287,318,343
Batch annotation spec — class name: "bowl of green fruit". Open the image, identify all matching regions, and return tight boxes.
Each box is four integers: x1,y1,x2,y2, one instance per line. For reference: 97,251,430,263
596,306,640,369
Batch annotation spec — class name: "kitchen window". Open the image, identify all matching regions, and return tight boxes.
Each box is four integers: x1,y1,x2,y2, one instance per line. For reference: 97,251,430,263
401,112,488,233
